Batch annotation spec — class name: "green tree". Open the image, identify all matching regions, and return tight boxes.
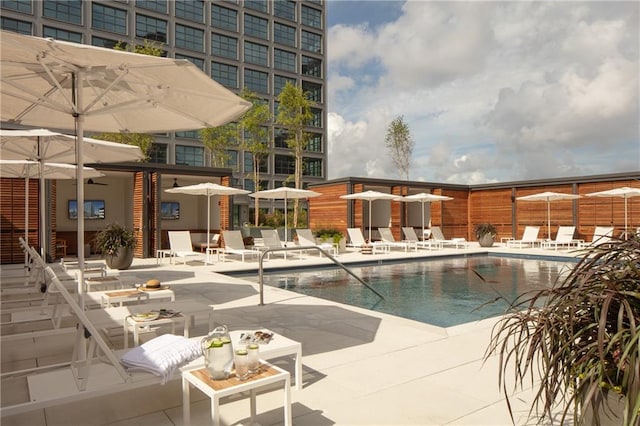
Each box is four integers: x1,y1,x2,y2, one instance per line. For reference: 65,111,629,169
385,115,414,180
200,123,238,168
275,82,312,227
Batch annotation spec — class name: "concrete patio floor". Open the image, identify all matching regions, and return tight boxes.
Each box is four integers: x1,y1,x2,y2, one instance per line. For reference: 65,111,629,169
1,243,581,425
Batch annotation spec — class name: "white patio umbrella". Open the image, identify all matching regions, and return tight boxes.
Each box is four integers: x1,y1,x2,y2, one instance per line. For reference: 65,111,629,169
585,186,640,237
1,30,250,306
165,182,250,263
249,187,321,243
516,191,581,239
400,193,454,239
341,190,402,242
0,160,103,265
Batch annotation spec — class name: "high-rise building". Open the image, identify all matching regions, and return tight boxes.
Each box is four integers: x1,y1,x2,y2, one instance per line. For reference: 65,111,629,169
1,0,327,206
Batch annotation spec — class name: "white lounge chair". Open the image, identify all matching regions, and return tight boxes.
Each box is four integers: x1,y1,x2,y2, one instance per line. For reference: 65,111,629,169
506,226,540,248
295,228,336,257
168,231,206,265
402,227,442,250
378,227,416,252
578,226,614,248
429,226,468,248
261,229,302,260
220,230,260,262
542,226,577,251
346,228,388,254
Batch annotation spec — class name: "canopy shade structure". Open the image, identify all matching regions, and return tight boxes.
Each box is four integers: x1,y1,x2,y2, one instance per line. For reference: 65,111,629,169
249,187,321,243
340,190,402,242
1,30,250,307
400,193,454,239
585,186,640,237
516,191,581,239
165,183,250,263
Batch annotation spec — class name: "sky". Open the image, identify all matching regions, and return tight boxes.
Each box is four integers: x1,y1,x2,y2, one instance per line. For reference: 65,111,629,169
325,1,640,184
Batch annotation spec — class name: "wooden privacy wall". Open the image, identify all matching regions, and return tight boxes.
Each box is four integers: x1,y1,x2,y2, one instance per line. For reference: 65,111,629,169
469,188,514,241
132,172,144,258
220,176,231,231
515,185,577,240
436,189,469,239
308,182,349,234
0,178,40,263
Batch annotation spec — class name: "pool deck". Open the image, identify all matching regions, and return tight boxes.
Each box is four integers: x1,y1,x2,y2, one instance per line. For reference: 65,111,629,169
1,243,582,425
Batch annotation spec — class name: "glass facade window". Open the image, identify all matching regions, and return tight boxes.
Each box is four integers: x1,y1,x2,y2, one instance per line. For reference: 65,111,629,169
175,53,205,70
244,0,267,13
274,154,295,175
92,36,120,49
175,130,199,139
244,41,268,66
274,128,289,148
307,133,322,152
1,17,31,35
301,55,321,77
244,152,254,173
302,81,322,103
274,75,295,96
136,0,167,13
304,158,322,177
92,4,127,35
175,145,204,166
175,24,204,52
274,49,295,72
148,143,167,164
274,22,296,47
244,68,268,93
243,178,255,192
212,62,238,88
310,107,322,127
244,14,268,39
273,0,295,21
136,14,167,43
43,26,82,43
212,33,237,59
301,5,322,29
1,0,32,14
175,0,204,23
43,0,82,25
301,30,321,53
212,5,237,31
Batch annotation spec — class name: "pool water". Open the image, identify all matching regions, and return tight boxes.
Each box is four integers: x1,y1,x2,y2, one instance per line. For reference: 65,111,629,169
258,256,575,327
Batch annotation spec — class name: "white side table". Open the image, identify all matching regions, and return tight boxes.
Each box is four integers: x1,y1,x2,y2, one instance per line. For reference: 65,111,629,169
181,361,291,426
124,313,187,348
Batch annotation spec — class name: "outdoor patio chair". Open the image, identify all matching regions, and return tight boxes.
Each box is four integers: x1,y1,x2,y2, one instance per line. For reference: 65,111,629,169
168,231,206,265
260,229,303,260
577,226,614,248
346,228,388,254
378,227,416,252
295,228,336,257
402,227,443,250
220,230,260,262
429,226,468,248
542,226,577,251
506,226,540,248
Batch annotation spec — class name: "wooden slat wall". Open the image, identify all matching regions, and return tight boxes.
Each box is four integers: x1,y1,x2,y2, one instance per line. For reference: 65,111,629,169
132,172,144,258
469,188,514,241
1,178,40,263
308,183,349,235
220,176,231,231
437,189,469,239
515,184,576,240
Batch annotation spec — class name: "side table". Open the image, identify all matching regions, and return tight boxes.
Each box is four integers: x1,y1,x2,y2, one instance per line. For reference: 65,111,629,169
182,361,291,426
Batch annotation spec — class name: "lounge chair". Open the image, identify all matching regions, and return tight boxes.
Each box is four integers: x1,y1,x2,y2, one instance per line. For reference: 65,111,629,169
346,228,388,254
506,226,540,248
261,229,302,260
378,227,416,252
168,231,206,265
220,230,260,262
577,226,614,248
429,226,468,248
295,228,336,257
542,226,577,251
402,227,443,250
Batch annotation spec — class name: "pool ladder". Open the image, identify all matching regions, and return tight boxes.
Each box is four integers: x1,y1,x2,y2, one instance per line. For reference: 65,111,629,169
257,245,385,305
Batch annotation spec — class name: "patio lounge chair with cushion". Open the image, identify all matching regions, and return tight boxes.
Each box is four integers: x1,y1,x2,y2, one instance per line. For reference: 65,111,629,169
168,231,206,265
429,226,468,248
295,228,336,257
220,230,260,262
577,226,614,248
260,229,302,260
506,226,540,248
402,227,443,250
542,226,577,251
378,227,416,252
346,228,388,254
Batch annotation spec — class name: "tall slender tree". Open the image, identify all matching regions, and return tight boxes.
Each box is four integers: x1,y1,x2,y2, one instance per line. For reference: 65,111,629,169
385,115,414,180
275,82,312,226
200,123,237,168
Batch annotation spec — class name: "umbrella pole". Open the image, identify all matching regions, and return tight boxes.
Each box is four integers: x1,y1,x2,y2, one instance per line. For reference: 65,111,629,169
76,70,86,311
624,197,628,239
24,174,29,267
421,201,425,241
368,200,372,242
40,160,46,262
547,201,551,240
206,193,211,264
284,196,288,246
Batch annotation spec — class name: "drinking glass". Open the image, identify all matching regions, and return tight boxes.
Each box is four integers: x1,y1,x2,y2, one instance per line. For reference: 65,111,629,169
234,349,250,380
247,343,260,373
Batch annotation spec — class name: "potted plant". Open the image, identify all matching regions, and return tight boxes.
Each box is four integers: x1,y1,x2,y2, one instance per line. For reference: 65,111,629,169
485,236,639,425
314,228,346,253
94,222,136,270
474,223,497,247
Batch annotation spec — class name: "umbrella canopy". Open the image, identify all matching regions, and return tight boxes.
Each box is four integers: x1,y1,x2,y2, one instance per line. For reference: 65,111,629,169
400,193,454,239
516,191,581,239
1,30,250,305
165,183,249,262
341,190,402,242
250,187,321,242
585,186,640,236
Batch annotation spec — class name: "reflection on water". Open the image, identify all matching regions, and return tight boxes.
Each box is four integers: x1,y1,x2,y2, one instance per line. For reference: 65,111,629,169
260,256,575,327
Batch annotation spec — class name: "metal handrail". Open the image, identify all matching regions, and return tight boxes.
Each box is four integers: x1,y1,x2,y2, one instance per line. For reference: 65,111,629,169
257,245,385,305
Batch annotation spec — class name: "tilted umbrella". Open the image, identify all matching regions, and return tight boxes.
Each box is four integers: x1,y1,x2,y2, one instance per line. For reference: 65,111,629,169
516,191,581,239
249,187,321,243
585,186,640,237
341,190,402,242
1,30,250,306
165,183,250,263
400,193,454,239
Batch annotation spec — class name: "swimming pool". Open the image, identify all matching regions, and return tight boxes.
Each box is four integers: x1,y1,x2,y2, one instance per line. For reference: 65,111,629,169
254,255,576,327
